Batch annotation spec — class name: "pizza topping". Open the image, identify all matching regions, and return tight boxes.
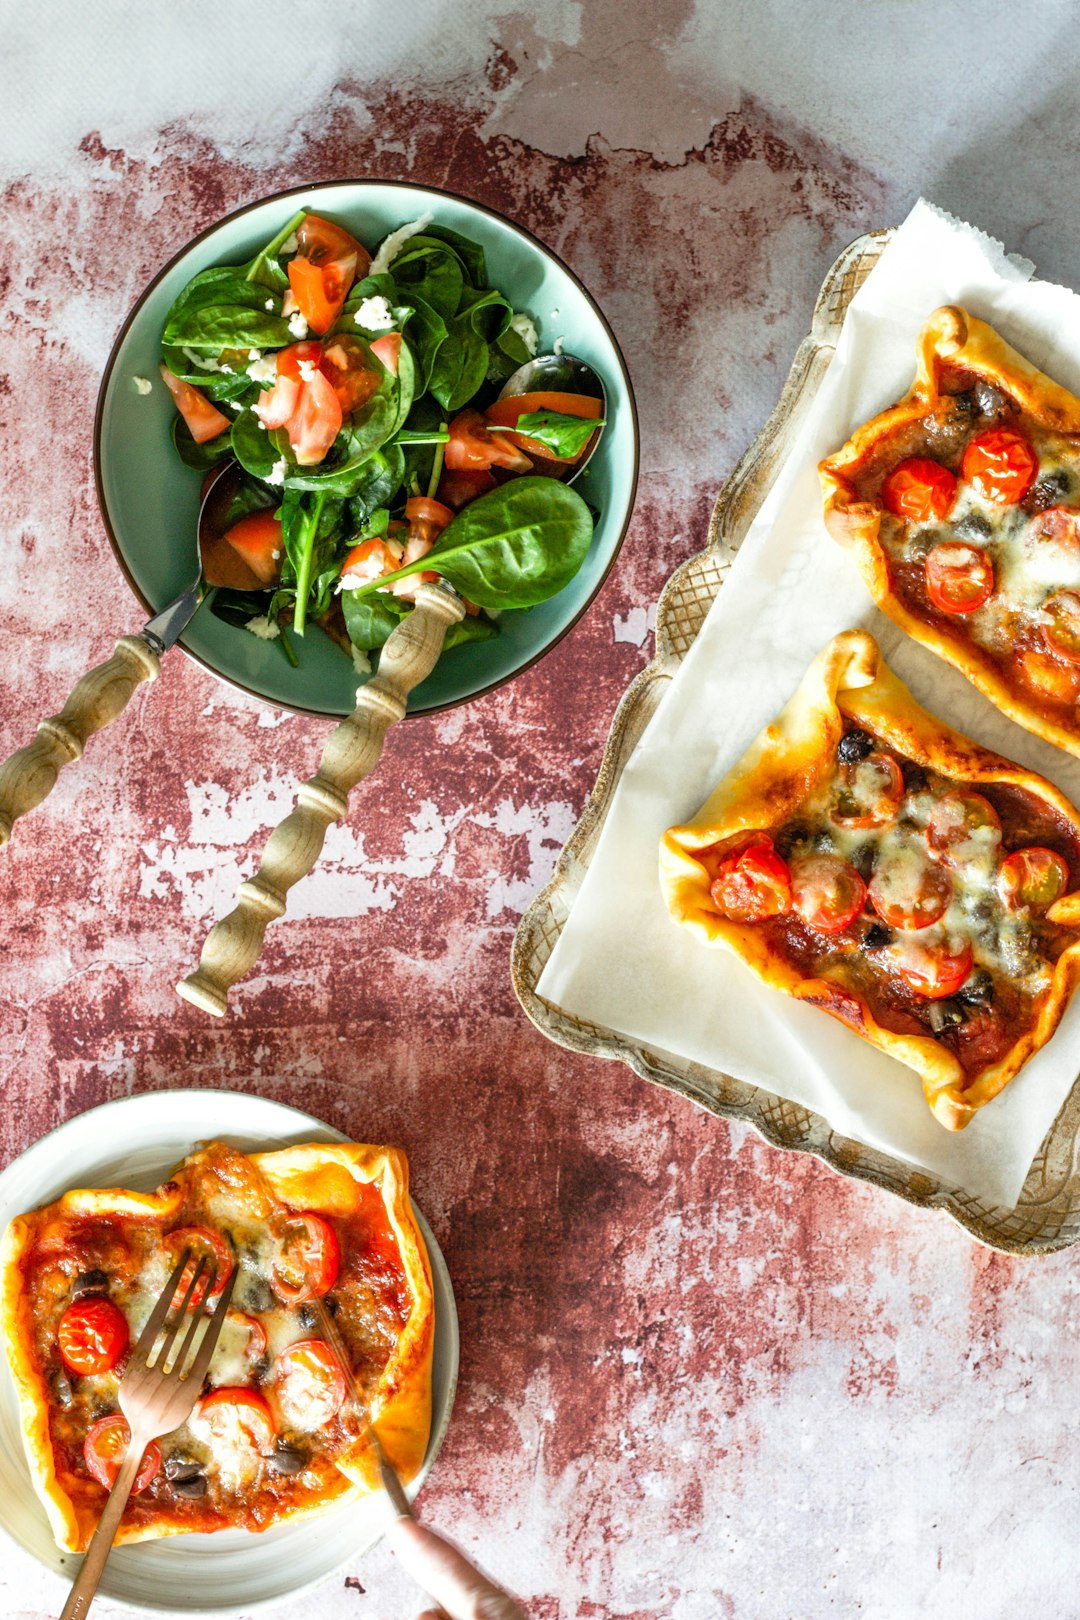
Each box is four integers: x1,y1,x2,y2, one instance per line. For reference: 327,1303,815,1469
868,846,952,930
997,847,1069,911
835,727,875,763
166,1226,234,1307
925,541,995,614
889,928,974,1000
84,1415,162,1493
57,1297,129,1377
926,791,1002,866
882,458,957,522
829,752,904,828
1031,503,1080,545
70,1269,109,1300
708,835,792,922
961,427,1039,505
275,1339,348,1430
197,1387,277,1455
271,1212,341,1305
1043,590,1080,665
789,855,867,934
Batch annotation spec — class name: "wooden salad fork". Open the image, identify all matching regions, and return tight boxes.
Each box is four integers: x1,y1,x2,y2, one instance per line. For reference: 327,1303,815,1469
60,1250,237,1620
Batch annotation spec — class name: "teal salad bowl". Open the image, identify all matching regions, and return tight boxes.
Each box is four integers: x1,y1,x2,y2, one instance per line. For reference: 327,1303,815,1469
95,180,639,718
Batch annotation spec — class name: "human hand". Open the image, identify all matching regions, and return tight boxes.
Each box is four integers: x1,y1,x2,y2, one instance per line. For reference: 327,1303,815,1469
386,1513,528,1620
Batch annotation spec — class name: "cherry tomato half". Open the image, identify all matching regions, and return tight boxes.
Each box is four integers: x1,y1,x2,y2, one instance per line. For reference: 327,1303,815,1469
997,847,1070,911
226,1310,268,1360
158,364,230,444
271,1212,341,1305
166,1226,234,1308
286,213,368,336
84,1415,162,1493
275,1339,348,1430
197,1386,277,1455
708,835,792,923
445,408,531,474
926,792,1002,865
254,340,320,428
881,458,957,523
789,854,867,934
961,428,1039,505
285,365,343,467
319,334,383,415
485,390,603,463
1032,505,1080,548
1016,645,1080,705
869,852,952,931
340,536,402,587
58,1297,129,1377
222,510,283,587
925,542,994,615
829,752,905,829
891,931,974,1000
1043,591,1080,665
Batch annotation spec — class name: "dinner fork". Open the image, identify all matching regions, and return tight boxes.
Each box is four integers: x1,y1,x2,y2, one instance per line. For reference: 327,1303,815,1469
59,1250,238,1620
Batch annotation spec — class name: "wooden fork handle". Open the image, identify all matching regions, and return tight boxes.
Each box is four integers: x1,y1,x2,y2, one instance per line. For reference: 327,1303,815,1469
59,1432,146,1619
0,635,159,848
176,583,465,1017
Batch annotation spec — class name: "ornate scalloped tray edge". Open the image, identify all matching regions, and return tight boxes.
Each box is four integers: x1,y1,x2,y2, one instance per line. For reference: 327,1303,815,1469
512,228,1080,1256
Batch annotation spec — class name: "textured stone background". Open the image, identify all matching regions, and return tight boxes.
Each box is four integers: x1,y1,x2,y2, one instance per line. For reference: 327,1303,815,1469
4,3,1080,1616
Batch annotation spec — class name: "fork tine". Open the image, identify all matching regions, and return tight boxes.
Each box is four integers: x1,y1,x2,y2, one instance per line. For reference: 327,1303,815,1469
130,1250,190,1363
154,1255,208,1370
184,1265,238,1386
170,1266,217,1375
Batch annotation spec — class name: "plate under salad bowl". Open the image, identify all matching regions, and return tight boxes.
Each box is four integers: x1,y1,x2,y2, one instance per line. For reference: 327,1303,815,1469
95,178,639,719
0,1090,459,1614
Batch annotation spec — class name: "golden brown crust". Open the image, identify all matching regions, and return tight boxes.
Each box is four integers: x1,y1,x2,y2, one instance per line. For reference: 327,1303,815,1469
0,1141,433,1551
819,305,1080,756
660,630,1080,1131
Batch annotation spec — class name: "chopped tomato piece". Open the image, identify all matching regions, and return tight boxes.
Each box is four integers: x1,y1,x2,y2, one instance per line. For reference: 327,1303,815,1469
438,468,497,510
275,1339,348,1429
961,428,1039,504
158,364,230,444
319,335,383,415
222,509,282,586
271,1212,340,1305
891,930,974,1000
340,536,402,587
84,1415,162,1493
926,792,1002,865
58,1297,129,1376
1017,645,1080,704
166,1226,233,1307
198,1386,277,1454
1043,591,1080,665
370,332,402,376
445,408,531,473
997,847,1070,911
708,834,791,923
789,854,866,934
829,752,904,828
485,390,603,462
287,213,367,336
253,340,321,429
285,365,343,466
925,542,994,614
225,1310,268,1358
881,458,957,523
869,852,952,931
1032,505,1080,547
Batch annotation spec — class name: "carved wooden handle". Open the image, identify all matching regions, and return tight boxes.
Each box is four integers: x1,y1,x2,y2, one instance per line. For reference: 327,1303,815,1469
0,635,160,848
176,583,465,1016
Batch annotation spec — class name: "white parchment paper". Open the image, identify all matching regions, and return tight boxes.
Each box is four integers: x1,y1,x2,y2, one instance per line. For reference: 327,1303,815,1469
539,200,1080,1209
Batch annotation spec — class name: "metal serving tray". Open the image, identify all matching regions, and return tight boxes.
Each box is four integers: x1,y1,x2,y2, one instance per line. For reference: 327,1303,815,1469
512,229,1080,1256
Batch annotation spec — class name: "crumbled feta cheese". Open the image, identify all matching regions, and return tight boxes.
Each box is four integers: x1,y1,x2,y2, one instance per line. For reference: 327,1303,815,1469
297,359,318,382
550,307,560,317
247,354,277,384
132,376,152,395
265,458,288,486
287,310,309,339
272,548,281,560
229,400,245,412
257,421,267,431
281,231,299,255
369,212,434,277
352,647,372,678
182,346,233,374
264,299,274,311
354,295,395,331
553,335,565,356
245,615,280,641
509,312,538,356
247,349,261,361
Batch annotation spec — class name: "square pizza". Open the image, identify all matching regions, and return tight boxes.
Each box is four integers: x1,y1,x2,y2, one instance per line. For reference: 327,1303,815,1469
0,1140,433,1551
820,306,1080,755
660,631,1080,1130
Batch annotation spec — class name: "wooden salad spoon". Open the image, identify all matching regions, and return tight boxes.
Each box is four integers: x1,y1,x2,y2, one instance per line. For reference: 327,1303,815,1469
0,462,262,848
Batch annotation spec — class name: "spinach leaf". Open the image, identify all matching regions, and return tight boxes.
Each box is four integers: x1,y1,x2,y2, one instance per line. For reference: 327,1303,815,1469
396,395,444,496
164,269,276,327
419,224,488,287
345,444,406,526
388,236,465,318
164,303,291,354
171,416,234,471
275,490,345,633
510,410,605,459
427,288,512,412
210,591,299,666
161,343,253,402
231,407,282,481
243,208,306,291
344,476,593,611
443,613,499,650
342,589,408,651
283,336,414,496
398,292,447,393
485,323,533,385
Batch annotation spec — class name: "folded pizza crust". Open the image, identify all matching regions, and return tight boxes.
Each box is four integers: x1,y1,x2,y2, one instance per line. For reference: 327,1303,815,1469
660,629,1080,1130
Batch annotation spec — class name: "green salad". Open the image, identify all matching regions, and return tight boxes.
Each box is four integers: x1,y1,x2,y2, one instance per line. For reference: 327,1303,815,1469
157,208,606,670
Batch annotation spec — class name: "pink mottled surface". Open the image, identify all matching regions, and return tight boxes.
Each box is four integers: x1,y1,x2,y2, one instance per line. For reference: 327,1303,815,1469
4,4,1080,1616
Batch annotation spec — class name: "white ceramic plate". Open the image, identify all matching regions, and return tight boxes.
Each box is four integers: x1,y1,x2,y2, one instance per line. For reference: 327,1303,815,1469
0,1090,459,1615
